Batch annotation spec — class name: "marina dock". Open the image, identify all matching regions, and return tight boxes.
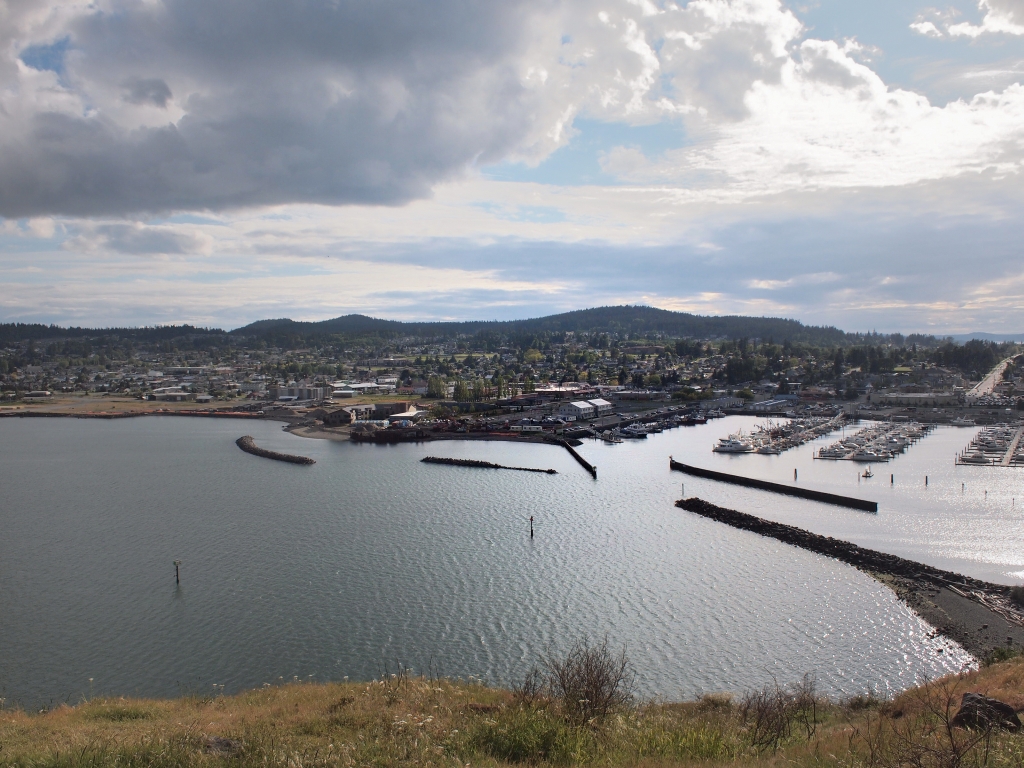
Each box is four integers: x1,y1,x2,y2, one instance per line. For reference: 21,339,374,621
815,421,932,463
957,424,1024,467
670,459,877,512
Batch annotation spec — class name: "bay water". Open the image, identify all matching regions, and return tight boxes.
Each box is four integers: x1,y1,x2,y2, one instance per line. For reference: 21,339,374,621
2,415,1012,708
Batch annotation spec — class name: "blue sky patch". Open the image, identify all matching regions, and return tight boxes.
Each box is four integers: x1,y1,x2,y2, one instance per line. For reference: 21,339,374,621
20,37,71,76
483,117,688,186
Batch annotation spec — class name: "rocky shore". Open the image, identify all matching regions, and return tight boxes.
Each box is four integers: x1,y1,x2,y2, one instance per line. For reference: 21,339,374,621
676,496,1024,658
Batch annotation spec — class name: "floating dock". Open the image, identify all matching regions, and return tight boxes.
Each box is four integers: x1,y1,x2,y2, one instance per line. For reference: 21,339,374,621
815,421,932,463
670,459,877,512
558,439,597,478
957,424,1024,467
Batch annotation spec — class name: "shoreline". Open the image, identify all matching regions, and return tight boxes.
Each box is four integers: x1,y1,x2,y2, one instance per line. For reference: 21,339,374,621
676,496,1024,659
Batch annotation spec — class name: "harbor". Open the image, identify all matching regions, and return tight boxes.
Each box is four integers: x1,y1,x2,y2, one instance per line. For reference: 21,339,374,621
814,421,933,462
710,414,846,455
3,412,1020,710
957,424,1024,467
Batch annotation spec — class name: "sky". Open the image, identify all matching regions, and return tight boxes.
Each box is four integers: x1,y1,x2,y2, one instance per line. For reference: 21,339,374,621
2,0,1024,334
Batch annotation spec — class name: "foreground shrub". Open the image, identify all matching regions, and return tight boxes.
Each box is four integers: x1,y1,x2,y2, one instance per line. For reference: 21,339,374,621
544,637,636,726
739,674,823,753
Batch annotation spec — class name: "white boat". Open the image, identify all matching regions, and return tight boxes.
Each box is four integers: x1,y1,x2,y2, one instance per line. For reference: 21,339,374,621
959,451,991,465
951,417,976,427
621,423,649,439
756,444,781,455
850,449,886,462
862,468,873,478
713,435,754,453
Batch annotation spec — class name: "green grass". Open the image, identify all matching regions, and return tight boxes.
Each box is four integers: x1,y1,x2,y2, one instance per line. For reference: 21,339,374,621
2,659,1024,767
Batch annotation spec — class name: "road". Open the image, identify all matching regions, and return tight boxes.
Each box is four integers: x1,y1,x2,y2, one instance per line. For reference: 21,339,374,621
967,357,1015,400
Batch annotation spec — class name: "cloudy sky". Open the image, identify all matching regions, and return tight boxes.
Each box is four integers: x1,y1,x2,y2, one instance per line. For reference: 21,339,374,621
2,0,1024,333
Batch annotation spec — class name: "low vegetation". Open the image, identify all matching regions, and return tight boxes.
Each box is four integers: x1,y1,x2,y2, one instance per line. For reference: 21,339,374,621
3,641,1024,767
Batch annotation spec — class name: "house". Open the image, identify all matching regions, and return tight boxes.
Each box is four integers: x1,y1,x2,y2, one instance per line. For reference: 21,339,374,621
587,398,613,416
558,400,597,420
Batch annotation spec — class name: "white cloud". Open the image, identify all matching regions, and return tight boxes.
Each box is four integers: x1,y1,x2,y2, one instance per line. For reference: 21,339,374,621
950,0,1024,37
602,38,1024,195
912,1,1024,38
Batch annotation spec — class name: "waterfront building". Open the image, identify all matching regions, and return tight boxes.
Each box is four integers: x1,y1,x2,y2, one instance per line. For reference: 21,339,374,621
558,400,597,420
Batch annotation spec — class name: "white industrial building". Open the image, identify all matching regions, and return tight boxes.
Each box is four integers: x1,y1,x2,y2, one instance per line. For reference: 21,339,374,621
558,400,597,420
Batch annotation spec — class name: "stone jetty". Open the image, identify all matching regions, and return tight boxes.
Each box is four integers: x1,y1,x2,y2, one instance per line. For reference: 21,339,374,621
235,435,315,465
421,456,556,474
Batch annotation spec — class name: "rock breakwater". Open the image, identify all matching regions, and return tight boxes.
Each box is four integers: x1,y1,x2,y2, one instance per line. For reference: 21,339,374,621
235,435,315,465
421,456,556,474
676,496,1024,657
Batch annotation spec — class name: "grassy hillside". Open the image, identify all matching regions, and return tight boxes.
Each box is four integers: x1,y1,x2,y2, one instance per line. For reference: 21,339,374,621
3,658,1023,767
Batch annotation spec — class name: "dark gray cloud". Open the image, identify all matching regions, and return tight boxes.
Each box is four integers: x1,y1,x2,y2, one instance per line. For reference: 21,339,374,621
122,78,172,107
91,223,203,254
2,0,543,218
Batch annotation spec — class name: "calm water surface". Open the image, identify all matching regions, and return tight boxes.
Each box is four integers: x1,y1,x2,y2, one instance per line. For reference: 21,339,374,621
1,415,1002,707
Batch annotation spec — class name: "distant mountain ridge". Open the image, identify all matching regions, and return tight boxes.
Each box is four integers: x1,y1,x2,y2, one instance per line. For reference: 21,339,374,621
230,306,852,345
948,332,1024,343
0,306,962,347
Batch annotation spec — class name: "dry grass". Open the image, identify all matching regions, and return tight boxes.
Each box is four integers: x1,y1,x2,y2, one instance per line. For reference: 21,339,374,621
1,658,1023,767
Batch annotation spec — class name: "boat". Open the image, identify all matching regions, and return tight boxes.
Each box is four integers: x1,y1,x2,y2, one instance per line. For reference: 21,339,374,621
599,431,623,444
756,443,782,455
850,449,887,462
620,423,649,439
713,434,754,453
951,416,976,427
862,468,873,478
958,451,992,465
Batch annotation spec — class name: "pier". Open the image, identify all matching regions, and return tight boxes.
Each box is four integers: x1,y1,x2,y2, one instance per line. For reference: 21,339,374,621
1001,427,1024,466
558,439,597,478
670,459,877,512
815,421,932,463
957,424,1024,467
235,435,315,465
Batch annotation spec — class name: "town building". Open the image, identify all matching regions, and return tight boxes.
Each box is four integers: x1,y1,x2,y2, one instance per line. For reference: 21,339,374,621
558,400,597,420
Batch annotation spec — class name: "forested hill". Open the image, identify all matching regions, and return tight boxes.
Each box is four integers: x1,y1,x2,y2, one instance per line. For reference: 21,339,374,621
231,306,857,346
0,306,928,347
0,323,223,346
